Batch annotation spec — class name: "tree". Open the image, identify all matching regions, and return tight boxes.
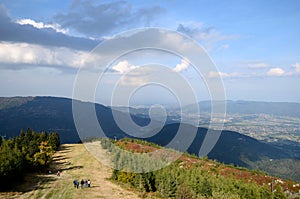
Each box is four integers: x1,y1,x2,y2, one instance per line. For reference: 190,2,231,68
0,130,60,190
38,131,48,144
33,141,54,168
20,129,25,138
47,132,60,151
259,186,273,199
200,177,212,197
273,187,287,199
0,141,24,190
176,184,195,199
139,172,156,192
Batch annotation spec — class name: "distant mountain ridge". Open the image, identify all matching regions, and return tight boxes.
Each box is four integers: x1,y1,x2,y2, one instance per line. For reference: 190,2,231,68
0,96,150,143
183,100,300,118
0,96,299,180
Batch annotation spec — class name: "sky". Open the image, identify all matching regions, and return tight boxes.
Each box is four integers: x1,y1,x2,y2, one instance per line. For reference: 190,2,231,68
0,0,300,105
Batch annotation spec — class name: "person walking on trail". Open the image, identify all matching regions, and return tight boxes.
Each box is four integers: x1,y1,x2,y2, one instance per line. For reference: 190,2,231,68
80,179,85,189
56,171,61,176
87,179,91,187
73,179,79,189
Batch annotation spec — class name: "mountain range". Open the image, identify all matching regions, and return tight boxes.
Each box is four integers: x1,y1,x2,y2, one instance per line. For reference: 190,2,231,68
0,96,299,180
183,100,300,118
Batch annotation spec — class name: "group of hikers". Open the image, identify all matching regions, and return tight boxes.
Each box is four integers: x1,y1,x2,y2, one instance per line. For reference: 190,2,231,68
73,179,91,189
51,169,91,189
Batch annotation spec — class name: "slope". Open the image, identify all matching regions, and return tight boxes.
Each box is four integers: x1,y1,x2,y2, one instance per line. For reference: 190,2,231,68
0,142,142,199
145,123,290,167
0,96,297,180
0,96,149,143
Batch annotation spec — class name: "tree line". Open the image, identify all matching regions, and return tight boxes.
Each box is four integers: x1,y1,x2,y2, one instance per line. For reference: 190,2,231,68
101,138,288,199
0,129,60,190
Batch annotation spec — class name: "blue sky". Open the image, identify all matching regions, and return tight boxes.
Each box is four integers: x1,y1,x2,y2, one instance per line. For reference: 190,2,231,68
0,0,299,104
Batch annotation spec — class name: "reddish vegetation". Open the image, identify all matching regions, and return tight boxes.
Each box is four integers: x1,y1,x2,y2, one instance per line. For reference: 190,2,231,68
117,140,300,193
117,141,157,153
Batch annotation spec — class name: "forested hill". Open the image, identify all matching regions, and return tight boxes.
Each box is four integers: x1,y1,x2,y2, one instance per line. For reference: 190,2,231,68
0,96,150,143
0,96,299,181
0,96,80,143
0,97,289,162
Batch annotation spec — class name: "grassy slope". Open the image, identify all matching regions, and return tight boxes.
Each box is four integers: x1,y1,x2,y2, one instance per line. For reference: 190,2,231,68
0,143,142,199
116,139,300,193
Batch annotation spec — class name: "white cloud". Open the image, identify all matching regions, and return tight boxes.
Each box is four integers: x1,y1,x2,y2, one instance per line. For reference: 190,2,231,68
16,18,69,34
112,58,190,75
247,62,269,69
208,71,228,78
267,68,285,76
207,64,298,79
111,60,139,74
0,10,97,50
173,58,189,72
292,63,300,73
119,75,148,86
0,42,90,69
207,71,240,78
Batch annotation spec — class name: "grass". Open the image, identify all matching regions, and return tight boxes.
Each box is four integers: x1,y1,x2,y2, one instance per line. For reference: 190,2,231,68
0,142,144,199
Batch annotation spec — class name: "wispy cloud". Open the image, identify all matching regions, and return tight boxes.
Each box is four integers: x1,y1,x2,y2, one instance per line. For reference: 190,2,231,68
207,71,240,78
177,22,238,51
215,44,230,52
16,18,69,34
247,62,269,69
292,63,300,74
0,4,97,51
208,63,300,78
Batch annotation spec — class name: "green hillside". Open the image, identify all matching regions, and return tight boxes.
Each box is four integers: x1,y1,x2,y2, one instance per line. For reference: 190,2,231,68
102,138,300,199
1,137,299,198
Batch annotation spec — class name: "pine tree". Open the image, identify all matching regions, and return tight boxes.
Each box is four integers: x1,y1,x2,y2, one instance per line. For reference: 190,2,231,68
200,177,212,197
33,141,54,168
273,186,287,199
176,183,195,199
47,132,60,150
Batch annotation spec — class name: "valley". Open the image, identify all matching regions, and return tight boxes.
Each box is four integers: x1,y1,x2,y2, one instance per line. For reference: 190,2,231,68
115,102,300,159
0,96,300,182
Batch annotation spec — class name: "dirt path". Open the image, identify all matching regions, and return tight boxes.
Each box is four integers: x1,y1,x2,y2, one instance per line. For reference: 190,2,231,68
0,142,142,199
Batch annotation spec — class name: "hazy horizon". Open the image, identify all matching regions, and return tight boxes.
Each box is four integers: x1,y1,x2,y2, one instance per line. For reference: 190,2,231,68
1,95,300,107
